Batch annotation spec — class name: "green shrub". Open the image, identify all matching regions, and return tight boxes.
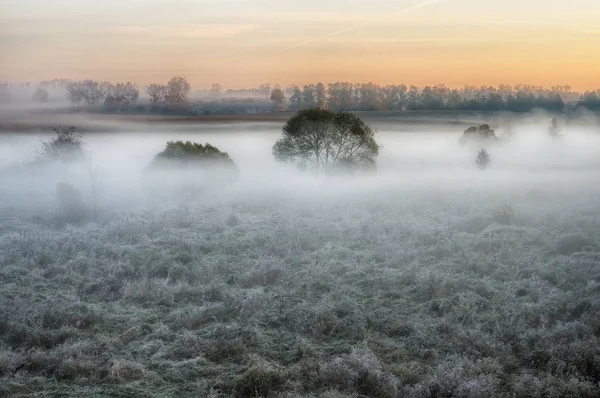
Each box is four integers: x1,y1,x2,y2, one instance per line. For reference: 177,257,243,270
460,124,498,146
144,141,239,195
149,141,236,167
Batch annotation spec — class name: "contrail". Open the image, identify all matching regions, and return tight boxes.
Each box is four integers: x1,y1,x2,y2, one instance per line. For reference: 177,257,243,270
280,0,446,52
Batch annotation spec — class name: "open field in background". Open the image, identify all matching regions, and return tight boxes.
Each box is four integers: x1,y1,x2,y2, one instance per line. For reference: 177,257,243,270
1,119,600,397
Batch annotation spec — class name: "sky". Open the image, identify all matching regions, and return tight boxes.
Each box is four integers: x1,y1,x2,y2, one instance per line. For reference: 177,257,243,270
1,0,599,90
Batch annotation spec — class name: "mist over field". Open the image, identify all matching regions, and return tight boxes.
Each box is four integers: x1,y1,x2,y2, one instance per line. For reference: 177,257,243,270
1,115,600,397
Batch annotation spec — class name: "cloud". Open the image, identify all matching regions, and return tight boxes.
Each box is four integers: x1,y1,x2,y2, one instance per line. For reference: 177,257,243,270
111,23,258,38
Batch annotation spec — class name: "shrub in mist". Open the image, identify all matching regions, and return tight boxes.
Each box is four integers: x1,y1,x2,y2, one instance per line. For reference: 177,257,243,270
548,117,562,139
40,126,85,163
56,182,90,224
273,109,379,174
144,141,239,195
476,149,490,170
459,124,498,146
32,87,49,103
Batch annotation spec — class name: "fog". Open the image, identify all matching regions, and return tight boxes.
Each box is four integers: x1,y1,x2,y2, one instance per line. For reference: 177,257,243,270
1,117,599,211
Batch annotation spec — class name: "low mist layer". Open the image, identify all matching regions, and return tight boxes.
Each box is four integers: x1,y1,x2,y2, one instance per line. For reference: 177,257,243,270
1,115,599,397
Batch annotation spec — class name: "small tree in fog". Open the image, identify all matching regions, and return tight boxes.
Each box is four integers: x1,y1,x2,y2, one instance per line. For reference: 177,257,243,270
548,117,562,139
103,82,139,112
273,109,379,174
40,126,85,163
270,88,286,111
210,83,223,97
315,83,327,108
258,83,272,99
66,80,104,106
460,124,497,145
32,87,49,102
288,86,303,111
166,76,191,105
147,84,167,104
302,85,316,109
476,149,490,170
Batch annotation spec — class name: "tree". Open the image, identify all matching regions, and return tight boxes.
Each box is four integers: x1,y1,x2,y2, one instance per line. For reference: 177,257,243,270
104,82,139,112
66,80,104,106
302,85,316,109
258,83,272,99
147,83,167,104
99,81,113,98
65,81,86,106
210,83,223,97
460,124,497,145
270,88,286,111
578,90,600,110
272,109,379,174
288,86,303,111
548,117,562,139
166,76,191,105
32,87,49,102
315,83,327,108
327,82,355,110
40,126,85,163
476,149,490,170
80,80,104,105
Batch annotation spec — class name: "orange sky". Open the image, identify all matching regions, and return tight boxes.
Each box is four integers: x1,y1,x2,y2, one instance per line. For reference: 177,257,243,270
1,0,599,90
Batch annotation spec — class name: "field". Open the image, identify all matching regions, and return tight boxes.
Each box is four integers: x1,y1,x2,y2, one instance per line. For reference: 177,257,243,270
1,116,600,397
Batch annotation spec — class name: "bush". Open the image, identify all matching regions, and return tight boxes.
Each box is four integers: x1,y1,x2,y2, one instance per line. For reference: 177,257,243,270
40,126,84,163
144,141,239,195
460,124,498,146
549,117,562,139
476,149,490,170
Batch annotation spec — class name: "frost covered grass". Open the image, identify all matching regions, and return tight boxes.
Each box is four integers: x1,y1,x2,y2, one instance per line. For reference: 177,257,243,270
1,184,600,397
1,124,600,397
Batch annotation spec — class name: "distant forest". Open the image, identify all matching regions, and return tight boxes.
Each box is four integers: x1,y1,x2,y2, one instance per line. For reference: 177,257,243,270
2,78,600,115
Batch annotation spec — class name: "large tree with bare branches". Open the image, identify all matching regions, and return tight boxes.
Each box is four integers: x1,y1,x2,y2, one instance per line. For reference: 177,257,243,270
273,109,379,173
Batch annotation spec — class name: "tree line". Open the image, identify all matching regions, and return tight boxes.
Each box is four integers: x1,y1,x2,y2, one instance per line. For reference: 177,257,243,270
3,78,600,113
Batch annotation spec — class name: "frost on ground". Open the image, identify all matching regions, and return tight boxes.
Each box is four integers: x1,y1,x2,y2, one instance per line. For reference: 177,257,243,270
0,126,600,397
1,186,600,397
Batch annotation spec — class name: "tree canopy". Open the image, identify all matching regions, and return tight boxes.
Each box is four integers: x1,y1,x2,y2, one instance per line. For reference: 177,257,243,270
273,109,379,174
145,141,239,194
149,141,237,167
459,124,498,146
